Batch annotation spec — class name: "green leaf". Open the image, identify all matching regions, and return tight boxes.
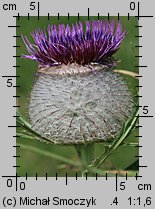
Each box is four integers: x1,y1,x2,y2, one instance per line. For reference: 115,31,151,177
90,107,139,168
17,142,81,167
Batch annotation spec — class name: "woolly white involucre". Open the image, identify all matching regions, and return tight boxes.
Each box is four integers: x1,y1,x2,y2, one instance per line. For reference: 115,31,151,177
29,64,134,144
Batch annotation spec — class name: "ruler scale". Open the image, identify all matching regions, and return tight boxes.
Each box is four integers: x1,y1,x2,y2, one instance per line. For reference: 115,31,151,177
0,0,154,208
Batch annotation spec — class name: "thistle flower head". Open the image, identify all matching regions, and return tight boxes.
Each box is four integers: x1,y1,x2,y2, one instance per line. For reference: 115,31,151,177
22,20,133,145
22,20,126,67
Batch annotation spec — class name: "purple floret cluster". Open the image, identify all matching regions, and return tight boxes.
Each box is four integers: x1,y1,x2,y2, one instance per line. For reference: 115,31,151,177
22,20,126,66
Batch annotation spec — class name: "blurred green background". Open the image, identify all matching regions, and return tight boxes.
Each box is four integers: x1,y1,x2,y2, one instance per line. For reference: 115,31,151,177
16,16,139,177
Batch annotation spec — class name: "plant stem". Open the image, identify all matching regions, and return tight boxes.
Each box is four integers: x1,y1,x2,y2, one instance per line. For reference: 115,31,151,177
74,143,94,176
